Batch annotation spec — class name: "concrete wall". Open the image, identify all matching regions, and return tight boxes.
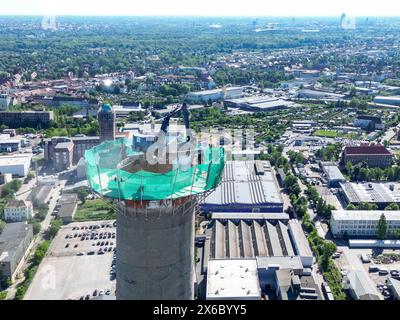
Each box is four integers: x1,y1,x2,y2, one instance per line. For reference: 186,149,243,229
116,198,195,300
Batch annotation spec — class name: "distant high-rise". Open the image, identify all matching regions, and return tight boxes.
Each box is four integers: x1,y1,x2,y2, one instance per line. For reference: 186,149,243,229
340,13,347,28
98,103,115,142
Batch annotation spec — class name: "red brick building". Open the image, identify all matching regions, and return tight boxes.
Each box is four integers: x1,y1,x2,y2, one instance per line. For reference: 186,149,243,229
342,145,393,168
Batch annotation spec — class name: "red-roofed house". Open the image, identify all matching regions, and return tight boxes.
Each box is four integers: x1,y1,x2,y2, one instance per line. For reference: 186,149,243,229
342,145,393,168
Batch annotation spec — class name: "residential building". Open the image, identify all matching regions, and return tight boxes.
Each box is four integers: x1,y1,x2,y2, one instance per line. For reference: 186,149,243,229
0,173,12,185
0,222,33,280
0,111,54,128
0,93,12,109
98,104,116,142
342,145,393,168
4,200,33,222
53,141,74,171
330,210,400,238
0,154,32,177
71,136,100,163
44,136,100,167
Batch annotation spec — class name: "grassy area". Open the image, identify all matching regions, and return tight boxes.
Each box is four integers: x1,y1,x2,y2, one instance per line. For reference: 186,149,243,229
313,130,338,138
74,199,116,222
0,291,7,300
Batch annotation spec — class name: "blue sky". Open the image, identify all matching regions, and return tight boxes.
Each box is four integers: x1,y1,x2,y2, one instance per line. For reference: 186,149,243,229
0,0,397,16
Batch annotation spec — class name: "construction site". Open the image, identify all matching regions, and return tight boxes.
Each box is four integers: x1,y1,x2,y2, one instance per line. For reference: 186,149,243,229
84,104,225,300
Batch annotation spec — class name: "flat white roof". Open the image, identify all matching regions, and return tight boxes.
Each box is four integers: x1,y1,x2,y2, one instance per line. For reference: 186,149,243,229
206,259,261,300
288,219,313,257
332,210,400,221
0,154,32,166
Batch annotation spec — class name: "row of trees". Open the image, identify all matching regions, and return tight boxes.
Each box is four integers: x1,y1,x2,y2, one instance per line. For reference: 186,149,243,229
345,161,400,182
284,174,346,299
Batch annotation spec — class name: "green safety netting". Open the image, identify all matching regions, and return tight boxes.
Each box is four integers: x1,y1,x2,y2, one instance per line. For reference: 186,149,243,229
84,138,225,201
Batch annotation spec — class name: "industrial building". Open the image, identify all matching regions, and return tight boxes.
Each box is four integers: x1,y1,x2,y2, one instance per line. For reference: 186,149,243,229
206,216,295,261
288,220,314,268
330,210,400,238
339,182,400,209
206,259,261,300
256,256,320,300
0,222,33,280
186,87,243,103
205,255,321,300
4,200,33,222
373,96,400,106
320,162,346,187
0,154,32,177
202,161,284,213
204,214,314,272
342,145,393,168
353,115,384,131
0,111,54,128
0,138,20,153
224,96,294,112
296,89,344,101
57,193,78,224
343,270,381,300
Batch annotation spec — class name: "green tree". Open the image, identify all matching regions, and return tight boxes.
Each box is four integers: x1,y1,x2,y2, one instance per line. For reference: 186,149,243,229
377,213,388,240
32,222,41,235
385,203,400,211
320,241,337,271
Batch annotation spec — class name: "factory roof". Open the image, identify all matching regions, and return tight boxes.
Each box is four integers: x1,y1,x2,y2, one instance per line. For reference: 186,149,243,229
206,259,261,300
256,256,304,270
0,222,32,263
340,182,400,204
288,220,313,258
321,163,346,182
204,161,283,207
344,145,392,155
0,154,32,166
344,270,380,300
331,210,400,221
211,212,289,220
0,139,20,144
208,219,295,259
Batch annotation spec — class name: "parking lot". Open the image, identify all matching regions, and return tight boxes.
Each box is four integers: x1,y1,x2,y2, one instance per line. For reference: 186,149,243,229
24,220,117,300
334,246,400,300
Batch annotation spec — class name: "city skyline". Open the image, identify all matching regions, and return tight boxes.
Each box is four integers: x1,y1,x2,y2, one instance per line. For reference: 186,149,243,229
0,0,399,17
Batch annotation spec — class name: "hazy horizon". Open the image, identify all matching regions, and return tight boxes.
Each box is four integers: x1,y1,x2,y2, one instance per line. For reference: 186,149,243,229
0,0,399,17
